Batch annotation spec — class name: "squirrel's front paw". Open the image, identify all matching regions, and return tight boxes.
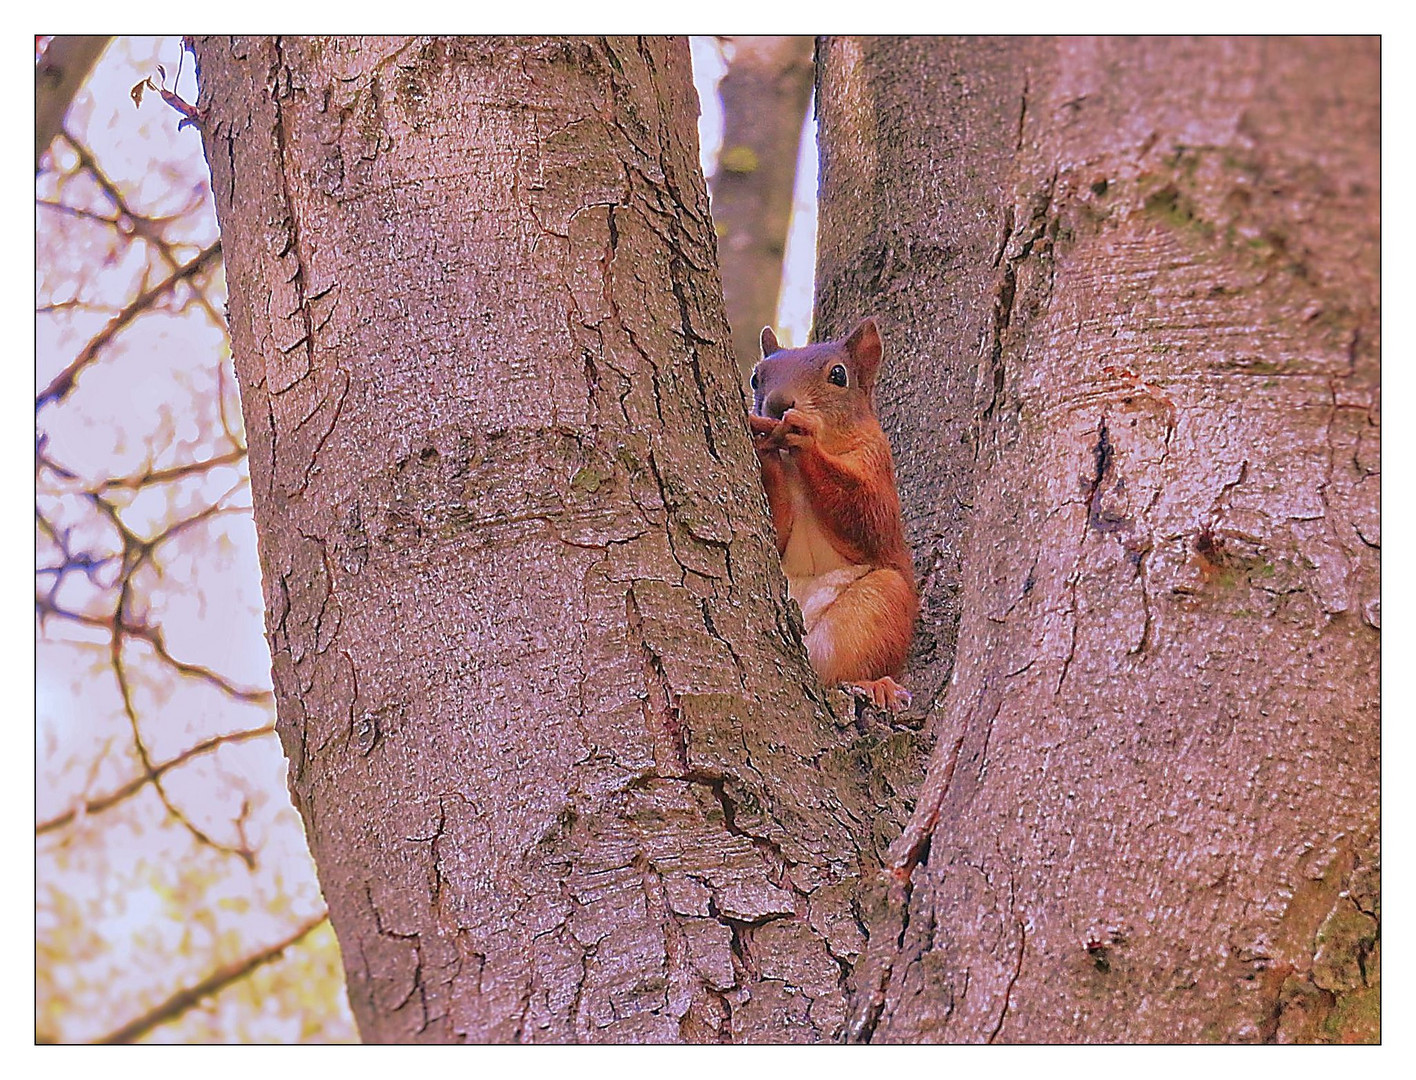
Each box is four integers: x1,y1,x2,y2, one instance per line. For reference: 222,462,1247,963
748,413,780,437
778,407,822,448
748,413,786,458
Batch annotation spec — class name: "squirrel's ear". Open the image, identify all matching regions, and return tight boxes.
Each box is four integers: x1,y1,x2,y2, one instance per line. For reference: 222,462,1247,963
760,327,781,357
843,317,883,383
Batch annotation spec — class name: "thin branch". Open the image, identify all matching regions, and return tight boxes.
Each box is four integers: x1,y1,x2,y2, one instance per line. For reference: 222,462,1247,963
115,480,253,579
107,584,256,867
35,593,273,707
36,198,121,228
91,912,328,1044
36,239,222,411
130,619,272,705
59,130,227,328
35,480,269,866
36,471,268,864
99,447,247,491
36,443,78,482
37,722,276,835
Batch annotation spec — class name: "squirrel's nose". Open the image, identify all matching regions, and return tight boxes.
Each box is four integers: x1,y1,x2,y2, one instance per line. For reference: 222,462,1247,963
763,390,795,420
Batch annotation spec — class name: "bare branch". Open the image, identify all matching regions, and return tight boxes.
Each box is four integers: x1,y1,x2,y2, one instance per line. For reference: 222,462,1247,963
59,131,228,329
35,477,270,865
106,585,256,867
36,240,223,411
37,722,276,835
35,592,273,707
91,912,328,1044
36,198,121,228
99,447,247,491
36,36,110,169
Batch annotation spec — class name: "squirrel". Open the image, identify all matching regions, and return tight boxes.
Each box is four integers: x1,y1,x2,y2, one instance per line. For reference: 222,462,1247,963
747,317,918,711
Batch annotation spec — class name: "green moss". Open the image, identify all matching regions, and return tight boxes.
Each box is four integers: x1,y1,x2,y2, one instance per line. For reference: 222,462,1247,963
1143,185,1214,239
1322,984,1380,1043
868,730,922,771
570,465,609,494
394,66,431,116
1163,145,1202,176
730,783,763,822
1210,565,1242,591
1312,904,1378,993
629,800,667,825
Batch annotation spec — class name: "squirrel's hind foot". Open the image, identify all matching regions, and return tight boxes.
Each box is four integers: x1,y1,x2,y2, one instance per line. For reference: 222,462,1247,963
847,677,912,712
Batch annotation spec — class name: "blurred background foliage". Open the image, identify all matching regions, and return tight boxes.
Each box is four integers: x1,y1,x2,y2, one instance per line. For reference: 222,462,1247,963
36,36,354,1043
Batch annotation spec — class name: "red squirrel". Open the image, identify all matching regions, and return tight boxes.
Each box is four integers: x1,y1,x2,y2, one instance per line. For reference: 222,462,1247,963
748,317,918,711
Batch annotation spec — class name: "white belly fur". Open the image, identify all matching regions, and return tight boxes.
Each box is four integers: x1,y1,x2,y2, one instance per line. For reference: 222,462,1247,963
779,465,868,633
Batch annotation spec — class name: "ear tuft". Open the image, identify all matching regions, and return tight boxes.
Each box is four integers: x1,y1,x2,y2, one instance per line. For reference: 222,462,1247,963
760,326,781,357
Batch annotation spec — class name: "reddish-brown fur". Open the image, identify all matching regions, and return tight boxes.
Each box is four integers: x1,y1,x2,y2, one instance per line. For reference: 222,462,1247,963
748,318,919,710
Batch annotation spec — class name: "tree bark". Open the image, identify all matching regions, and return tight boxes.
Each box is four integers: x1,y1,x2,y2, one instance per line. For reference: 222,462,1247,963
194,34,905,1044
818,36,1379,1043
710,36,815,372
815,36,1035,717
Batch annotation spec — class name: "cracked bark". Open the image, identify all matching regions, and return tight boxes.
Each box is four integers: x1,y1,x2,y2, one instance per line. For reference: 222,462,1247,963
194,35,904,1044
817,36,1379,1043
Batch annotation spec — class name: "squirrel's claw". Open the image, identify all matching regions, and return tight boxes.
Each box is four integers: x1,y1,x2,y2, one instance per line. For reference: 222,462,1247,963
749,408,820,450
748,412,788,456
848,677,912,712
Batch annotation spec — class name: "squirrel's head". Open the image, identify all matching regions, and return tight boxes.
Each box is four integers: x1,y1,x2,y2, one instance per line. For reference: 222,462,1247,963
751,317,885,427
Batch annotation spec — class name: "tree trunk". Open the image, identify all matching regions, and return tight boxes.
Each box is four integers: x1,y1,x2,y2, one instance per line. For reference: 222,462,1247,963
193,34,907,1044
818,36,1379,1043
710,36,815,372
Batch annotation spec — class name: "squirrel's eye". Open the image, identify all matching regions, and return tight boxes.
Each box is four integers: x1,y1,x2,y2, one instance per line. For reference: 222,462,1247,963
750,371,759,390
828,364,849,387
